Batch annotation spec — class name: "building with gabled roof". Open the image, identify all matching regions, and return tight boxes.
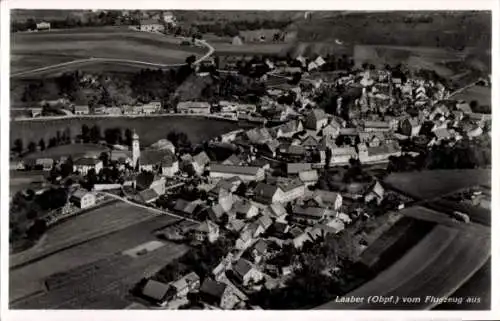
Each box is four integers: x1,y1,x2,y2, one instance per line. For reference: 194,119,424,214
209,163,265,182
305,109,328,131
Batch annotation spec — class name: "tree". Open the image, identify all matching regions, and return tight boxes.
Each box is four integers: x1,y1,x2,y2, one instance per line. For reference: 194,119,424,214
186,55,196,65
38,138,46,151
90,125,101,143
81,124,90,143
99,152,109,167
27,141,37,153
61,156,74,178
124,128,133,146
13,139,23,154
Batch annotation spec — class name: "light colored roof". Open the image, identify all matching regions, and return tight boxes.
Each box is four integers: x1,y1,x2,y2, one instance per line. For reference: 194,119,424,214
193,151,210,166
287,163,312,174
307,109,328,122
170,272,200,292
299,169,318,183
364,120,391,128
72,189,91,200
139,188,159,202
366,143,400,156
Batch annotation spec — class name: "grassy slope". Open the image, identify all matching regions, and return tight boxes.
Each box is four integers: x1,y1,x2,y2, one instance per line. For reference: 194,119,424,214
11,27,205,73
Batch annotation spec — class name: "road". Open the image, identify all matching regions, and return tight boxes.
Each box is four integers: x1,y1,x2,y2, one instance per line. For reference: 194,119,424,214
102,192,200,224
11,37,214,78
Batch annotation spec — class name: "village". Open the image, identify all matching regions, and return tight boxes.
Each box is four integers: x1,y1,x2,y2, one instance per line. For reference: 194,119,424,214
9,10,492,311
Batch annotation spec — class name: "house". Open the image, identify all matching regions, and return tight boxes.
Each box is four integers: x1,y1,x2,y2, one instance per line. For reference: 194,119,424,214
364,181,385,205
211,177,242,195
194,220,220,243
232,36,243,45
251,239,269,263
207,204,228,222
276,120,304,138
276,179,306,204
305,109,328,131
199,279,240,309
287,163,312,175
141,102,161,114
358,132,384,147
321,123,341,138
73,158,103,175
432,128,453,142
298,169,319,187
138,188,159,204
70,189,96,209
254,179,306,204
358,142,402,164
105,107,122,115
222,154,243,166
266,203,288,222
30,107,43,118
177,101,211,114
36,21,51,30
400,118,421,137
226,219,246,233
140,279,173,307
235,228,255,250
233,199,259,219
245,127,273,144
330,147,358,166
311,190,342,210
364,120,392,132
169,272,200,300
73,105,90,115
190,151,211,175
257,214,273,232
300,135,319,150
139,19,165,32
35,158,54,171
270,221,290,238
456,102,473,114
278,144,306,161
290,206,328,225
93,106,106,114
209,164,265,182
139,149,177,175
163,11,177,26
232,258,264,286
467,126,483,138
174,199,202,217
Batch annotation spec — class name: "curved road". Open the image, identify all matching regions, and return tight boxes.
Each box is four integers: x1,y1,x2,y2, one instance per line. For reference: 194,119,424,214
11,38,215,78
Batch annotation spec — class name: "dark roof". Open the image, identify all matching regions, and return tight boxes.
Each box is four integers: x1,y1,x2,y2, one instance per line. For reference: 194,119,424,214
139,188,159,202
142,279,171,302
277,179,304,192
307,109,328,122
210,163,261,176
136,171,155,190
232,258,254,279
253,239,268,254
141,149,176,166
193,152,211,166
200,279,227,299
74,157,101,166
292,205,327,218
254,183,279,199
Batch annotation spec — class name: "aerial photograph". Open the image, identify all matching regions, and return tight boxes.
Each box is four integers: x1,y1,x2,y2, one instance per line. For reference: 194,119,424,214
8,10,491,310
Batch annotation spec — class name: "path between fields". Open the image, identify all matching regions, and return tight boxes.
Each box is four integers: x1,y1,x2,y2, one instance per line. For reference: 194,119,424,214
11,38,214,78
101,192,200,224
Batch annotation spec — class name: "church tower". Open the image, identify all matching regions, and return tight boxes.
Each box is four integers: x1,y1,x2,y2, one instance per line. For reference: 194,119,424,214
132,129,140,169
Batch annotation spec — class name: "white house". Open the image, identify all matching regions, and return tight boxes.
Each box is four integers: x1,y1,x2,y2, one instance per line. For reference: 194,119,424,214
70,189,96,209
177,101,211,114
73,158,103,175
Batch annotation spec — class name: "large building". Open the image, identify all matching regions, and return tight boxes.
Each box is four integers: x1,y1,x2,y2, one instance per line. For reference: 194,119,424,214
209,164,265,182
177,101,211,114
139,19,165,32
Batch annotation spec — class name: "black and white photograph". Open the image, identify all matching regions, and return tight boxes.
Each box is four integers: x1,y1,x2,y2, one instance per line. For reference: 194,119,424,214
5,4,494,313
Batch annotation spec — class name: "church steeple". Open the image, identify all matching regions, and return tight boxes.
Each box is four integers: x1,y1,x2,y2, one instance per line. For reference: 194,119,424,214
132,129,140,170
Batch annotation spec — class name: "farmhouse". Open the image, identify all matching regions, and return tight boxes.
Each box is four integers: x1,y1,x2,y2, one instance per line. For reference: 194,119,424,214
330,147,358,166
36,21,51,30
73,158,103,175
199,279,240,309
140,279,173,307
290,205,328,225
177,101,211,114
73,105,90,115
139,19,165,32
400,118,421,137
70,189,96,209
232,258,264,286
194,220,220,243
305,109,329,131
209,164,265,182
358,142,402,164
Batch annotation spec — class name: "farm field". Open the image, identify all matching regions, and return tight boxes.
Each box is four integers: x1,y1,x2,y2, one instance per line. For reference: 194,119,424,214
9,170,46,197
10,214,183,303
424,199,491,226
11,240,189,308
213,41,291,55
11,115,248,147
383,169,491,200
452,85,491,107
22,143,109,161
11,27,205,74
10,201,167,269
317,222,490,309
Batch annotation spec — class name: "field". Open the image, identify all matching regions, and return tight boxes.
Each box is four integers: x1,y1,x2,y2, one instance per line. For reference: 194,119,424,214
11,27,205,74
452,85,491,106
11,115,249,148
22,143,109,161
212,41,291,55
10,213,184,304
317,222,490,309
353,45,466,77
383,169,491,200
9,170,46,196
10,201,168,269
